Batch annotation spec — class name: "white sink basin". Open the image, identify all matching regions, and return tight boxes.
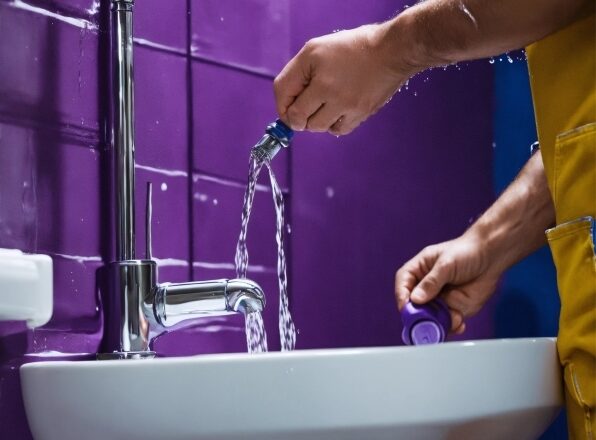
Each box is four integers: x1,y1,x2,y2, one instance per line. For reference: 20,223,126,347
21,338,562,440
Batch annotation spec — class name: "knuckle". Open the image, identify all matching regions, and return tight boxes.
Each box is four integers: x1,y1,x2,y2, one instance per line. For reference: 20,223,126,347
338,125,354,135
421,245,435,258
273,76,282,93
287,106,305,122
303,38,319,52
423,274,439,288
437,257,454,272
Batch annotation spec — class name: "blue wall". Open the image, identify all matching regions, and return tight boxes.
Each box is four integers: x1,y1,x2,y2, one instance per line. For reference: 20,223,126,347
491,56,566,439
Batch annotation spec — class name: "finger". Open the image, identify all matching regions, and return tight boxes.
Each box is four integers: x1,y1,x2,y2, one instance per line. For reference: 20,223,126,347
395,267,418,311
443,289,470,317
449,309,464,332
285,84,325,131
453,322,466,335
394,247,439,310
273,53,311,122
306,103,343,132
411,258,453,304
329,113,365,136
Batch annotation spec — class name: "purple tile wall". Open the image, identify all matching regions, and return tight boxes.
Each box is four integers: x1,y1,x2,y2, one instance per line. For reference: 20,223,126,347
0,0,495,437
190,0,290,76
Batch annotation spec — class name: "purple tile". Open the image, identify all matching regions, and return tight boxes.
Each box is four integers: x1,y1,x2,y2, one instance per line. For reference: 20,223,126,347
0,123,102,256
134,0,187,51
0,124,38,252
156,264,191,285
135,46,188,171
134,167,190,263
152,314,246,357
36,144,101,257
0,3,99,133
33,257,103,352
14,0,101,17
190,0,290,76
289,0,407,52
192,61,289,187
192,173,287,268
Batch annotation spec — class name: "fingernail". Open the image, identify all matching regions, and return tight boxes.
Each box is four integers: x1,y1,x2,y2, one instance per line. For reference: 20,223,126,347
411,289,424,302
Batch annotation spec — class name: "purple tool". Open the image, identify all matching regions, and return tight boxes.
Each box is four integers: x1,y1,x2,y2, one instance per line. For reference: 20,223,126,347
401,299,452,345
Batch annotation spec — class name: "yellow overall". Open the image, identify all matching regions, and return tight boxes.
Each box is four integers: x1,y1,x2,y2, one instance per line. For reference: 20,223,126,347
527,12,596,439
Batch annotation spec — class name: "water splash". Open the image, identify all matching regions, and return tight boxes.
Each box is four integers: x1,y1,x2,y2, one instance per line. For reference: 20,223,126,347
264,162,296,351
245,311,268,353
235,156,296,353
235,157,268,353
235,157,263,279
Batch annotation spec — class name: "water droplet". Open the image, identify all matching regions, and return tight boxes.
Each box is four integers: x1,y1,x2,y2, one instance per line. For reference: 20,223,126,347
212,198,219,206
286,224,292,234
492,142,497,149
506,54,514,64
489,58,495,64
220,16,224,21
194,193,208,202
160,182,168,191
325,186,335,198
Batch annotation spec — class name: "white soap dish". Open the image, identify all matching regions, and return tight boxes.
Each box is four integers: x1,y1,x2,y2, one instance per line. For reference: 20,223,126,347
0,248,53,328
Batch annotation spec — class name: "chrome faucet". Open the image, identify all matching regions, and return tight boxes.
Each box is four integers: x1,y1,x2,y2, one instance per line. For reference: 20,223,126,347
100,0,265,360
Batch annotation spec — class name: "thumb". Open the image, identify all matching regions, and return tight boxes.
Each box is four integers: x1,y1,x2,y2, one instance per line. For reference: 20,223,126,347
410,259,452,304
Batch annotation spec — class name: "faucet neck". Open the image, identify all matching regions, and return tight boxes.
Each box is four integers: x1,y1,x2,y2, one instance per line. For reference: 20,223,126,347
112,0,136,261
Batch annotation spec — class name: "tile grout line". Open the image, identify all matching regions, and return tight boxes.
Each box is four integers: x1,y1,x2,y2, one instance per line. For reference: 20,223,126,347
185,0,195,281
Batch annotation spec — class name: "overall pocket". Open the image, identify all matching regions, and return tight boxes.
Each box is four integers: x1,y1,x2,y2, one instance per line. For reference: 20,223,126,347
552,122,596,224
547,217,596,439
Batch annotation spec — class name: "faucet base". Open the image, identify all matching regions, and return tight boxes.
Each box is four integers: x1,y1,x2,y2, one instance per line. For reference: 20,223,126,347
97,350,156,360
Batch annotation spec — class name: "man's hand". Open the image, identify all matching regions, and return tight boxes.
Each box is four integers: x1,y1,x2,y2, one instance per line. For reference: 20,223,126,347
273,24,415,135
274,0,592,136
395,153,555,335
395,231,502,335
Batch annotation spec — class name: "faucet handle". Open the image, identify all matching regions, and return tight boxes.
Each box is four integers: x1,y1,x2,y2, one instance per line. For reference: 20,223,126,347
145,181,152,260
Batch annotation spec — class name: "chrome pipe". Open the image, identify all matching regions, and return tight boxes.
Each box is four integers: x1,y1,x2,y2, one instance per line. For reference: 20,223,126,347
112,0,136,260
154,279,266,328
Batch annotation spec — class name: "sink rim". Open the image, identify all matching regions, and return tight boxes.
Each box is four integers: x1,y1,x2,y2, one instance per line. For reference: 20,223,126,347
19,336,558,370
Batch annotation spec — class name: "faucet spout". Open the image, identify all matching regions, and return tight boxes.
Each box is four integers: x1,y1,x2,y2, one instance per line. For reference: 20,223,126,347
153,278,265,328
225,279,266,314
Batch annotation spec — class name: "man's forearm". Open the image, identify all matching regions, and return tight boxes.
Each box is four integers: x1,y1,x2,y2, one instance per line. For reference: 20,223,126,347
379,0,593,72
467,153,555,274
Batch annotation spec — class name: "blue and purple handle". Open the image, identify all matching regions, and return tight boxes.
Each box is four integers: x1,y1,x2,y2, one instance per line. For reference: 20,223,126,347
400,299,452,345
